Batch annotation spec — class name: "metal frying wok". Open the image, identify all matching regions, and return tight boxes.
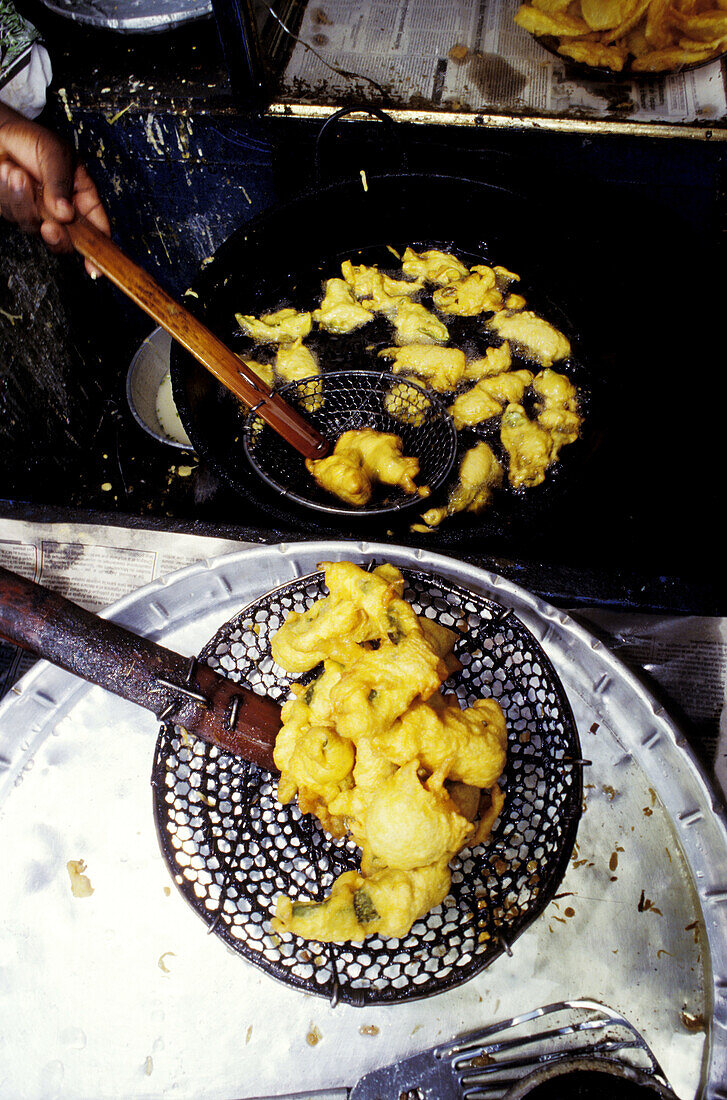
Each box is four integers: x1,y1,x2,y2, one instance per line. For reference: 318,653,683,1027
171,169,603,543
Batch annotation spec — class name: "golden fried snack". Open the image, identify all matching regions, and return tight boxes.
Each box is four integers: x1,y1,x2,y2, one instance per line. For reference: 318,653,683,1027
358,760,474,871
313,278,374,334
449,369,534,429
376,694,508,789
419,442,505,529
273,863,452,942
274,338,319,384
379,344,466,391
515,0,727,70
501,403,556,488
581,0,635,29
533,367,583,457
392,299,450,345
271,598,368,675
305,429,424,507
463,342,513,381
538,406,583,458
488,310,571,367
271,561,411,675
352,430,422,493
235,307,312,343
305,450,372,507
341,259,423,309
401,247,470,285
505,292,528,310
557,39,628,67
432,267,504,316
532,366,578,409
448,443,505,512
514,5,591,34
270,561,508,942
631,43,716,67
329,634,448,742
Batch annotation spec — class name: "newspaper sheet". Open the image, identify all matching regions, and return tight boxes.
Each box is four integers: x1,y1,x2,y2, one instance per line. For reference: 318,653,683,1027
0,519,253,699
0,517,725,800
281,0,727,126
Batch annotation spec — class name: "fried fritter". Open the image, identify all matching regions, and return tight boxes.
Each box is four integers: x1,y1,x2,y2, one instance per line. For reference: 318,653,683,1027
273,862,452,942
401,247,470,285
235,307,312,343
462,342,513,381
501,403,556,488
449,369,534,429
274,337,320,384
305,429,424,507
376,693,508,789
341,259,423,310
270,561,508,942
420,442,505,528
488,310,571,366
392,299,450,345
313,278,374,333
533,368,583,457
432,267,504,316
379,344,466,391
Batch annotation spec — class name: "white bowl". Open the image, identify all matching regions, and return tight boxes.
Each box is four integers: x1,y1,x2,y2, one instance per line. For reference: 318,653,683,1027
126,327,193,449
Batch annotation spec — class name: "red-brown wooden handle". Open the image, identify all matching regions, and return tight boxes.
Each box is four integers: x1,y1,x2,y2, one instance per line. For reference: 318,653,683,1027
64,215,329,459
1,151,326,457
0,565,280,772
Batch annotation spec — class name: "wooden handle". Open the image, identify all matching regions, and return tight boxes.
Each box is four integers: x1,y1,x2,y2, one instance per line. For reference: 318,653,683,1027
0,565,280,772
65,215,329,459
2,150,327,456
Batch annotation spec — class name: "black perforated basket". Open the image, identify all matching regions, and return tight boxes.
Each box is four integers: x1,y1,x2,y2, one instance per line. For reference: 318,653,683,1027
243,371,458,517
151,567,582,1006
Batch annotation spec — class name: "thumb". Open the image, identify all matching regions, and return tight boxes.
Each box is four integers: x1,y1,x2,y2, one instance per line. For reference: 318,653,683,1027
36,135,75,221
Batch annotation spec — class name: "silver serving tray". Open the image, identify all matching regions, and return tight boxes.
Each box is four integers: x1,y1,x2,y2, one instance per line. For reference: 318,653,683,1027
0,541,725,1099
37,0,211,33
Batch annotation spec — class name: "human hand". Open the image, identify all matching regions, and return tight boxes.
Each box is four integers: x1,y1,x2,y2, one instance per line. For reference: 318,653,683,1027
0,102,110,276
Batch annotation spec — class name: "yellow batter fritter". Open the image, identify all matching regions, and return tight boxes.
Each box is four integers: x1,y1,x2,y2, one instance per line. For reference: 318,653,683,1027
305,429,426,507
271,561,507,942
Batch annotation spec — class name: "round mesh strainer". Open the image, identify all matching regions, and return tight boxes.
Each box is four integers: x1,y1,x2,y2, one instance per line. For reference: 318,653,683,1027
242,371,457,517
151,566,582,1007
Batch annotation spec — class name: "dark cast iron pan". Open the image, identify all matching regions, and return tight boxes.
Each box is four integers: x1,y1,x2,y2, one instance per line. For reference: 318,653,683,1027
172,166,607,546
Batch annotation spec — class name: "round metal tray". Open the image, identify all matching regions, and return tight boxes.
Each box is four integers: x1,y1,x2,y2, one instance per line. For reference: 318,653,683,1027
0,542,725,1099
37,0,211,33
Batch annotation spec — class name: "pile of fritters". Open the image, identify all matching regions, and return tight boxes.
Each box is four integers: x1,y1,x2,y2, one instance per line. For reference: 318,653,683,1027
514,0,727,72
236,246,583,525
270,561,507,943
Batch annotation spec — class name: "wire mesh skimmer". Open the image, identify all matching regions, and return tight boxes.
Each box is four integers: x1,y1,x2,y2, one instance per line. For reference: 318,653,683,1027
243,370,458,517
151,566,583,1007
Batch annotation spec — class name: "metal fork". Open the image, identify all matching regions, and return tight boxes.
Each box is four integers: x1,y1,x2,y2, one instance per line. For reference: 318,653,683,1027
248,999,672,1100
